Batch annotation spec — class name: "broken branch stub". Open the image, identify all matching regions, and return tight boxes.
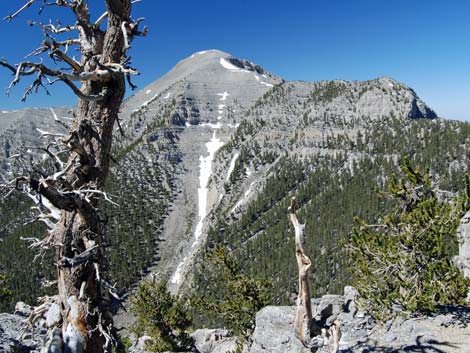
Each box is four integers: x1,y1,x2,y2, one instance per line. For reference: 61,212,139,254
289,196,340,353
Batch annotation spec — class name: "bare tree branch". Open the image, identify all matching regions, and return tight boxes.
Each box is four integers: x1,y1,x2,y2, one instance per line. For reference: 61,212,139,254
3,0,36,22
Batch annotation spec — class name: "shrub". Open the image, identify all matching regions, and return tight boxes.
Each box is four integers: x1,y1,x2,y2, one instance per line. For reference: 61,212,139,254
130,281,194,352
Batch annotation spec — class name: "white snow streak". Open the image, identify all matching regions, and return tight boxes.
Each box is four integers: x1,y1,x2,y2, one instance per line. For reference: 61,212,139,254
171,257,187,284
254,74,260,81
228,123,240,128
226,152,240,182
1,111,8,114
194,131,225,241
217,92,230,101
145,89,152,94
220,57,249,72
170,129,224,285
141,93,158,107
231,181,256,213
218,104,226,110
260,81,274,87
190,51,207,58
163,92,171,99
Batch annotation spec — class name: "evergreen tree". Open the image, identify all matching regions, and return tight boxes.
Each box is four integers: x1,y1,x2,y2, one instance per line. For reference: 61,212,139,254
192,244,270,338
346,158,470,320
131,281,194,352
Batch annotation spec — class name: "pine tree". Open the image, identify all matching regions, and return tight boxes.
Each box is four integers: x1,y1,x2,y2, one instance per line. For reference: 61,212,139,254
346,158,470,320
131,281,194,352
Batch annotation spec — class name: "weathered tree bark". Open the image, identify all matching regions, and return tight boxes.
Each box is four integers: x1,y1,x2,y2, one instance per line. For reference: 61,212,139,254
1,1,146,352
289,197,340,353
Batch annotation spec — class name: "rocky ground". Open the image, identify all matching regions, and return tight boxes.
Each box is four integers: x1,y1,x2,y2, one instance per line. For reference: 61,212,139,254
248,296,470,353
3,287,470,353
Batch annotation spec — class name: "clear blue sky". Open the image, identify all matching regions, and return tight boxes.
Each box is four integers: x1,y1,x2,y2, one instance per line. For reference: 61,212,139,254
1,0,469,120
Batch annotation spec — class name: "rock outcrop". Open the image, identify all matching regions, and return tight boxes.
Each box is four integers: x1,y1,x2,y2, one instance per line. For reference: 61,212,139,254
248,291,470,353
0,303,48,353
456,211,470,280
3,288,470,353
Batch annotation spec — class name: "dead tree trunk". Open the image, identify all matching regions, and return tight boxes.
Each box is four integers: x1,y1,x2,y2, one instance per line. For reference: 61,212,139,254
289,197,340,353
1,1,146,352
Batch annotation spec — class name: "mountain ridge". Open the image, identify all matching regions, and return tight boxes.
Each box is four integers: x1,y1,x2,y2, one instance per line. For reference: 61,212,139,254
0,49,465,320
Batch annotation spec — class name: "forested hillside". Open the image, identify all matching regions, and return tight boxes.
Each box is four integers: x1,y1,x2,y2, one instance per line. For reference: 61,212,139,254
192,112,469,327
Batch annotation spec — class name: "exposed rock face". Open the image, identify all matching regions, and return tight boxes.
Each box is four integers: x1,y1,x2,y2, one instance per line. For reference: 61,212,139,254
249,306,310,353
191,329,238,353
0,107,69,183
456,211,470,282
248,292,470,353
0,312,48,353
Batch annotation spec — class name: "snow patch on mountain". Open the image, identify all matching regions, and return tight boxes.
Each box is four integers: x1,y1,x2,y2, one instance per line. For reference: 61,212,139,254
217,92,230,101
220,57,249,72
260,81,274,87
170,256,187,285
170,130,224,286
232,181,256,213
226,152,240,182
190,50,208,58
195,131,225,241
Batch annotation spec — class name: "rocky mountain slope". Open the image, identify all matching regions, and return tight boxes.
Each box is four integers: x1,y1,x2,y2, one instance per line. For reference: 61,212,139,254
0,50,468,321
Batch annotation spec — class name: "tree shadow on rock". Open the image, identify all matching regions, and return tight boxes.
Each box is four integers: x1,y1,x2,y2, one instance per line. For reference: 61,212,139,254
436,304,470,328
340,335,458,353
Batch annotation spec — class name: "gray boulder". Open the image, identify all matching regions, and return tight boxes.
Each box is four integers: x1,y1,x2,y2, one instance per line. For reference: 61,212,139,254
343,286,359,317
192,328,238,353
14,302,32,317
45,303,61,329
248,291,470,353
249,306,310,353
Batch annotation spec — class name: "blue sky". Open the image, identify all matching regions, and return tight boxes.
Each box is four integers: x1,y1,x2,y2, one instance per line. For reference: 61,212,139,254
0,0,469,120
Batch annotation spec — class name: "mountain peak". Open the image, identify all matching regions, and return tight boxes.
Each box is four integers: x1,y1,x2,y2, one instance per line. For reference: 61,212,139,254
188,49,231,58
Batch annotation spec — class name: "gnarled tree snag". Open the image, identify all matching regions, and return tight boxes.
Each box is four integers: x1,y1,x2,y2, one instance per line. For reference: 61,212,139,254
289,196,340,353
1,1,146,352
